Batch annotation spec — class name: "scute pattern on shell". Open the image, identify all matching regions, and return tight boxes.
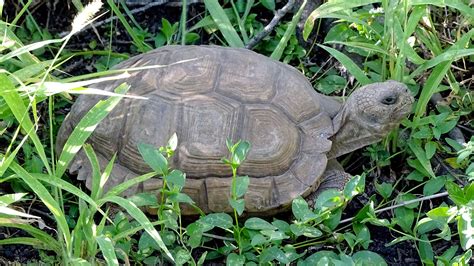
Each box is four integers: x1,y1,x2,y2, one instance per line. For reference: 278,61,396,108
56,45,334,214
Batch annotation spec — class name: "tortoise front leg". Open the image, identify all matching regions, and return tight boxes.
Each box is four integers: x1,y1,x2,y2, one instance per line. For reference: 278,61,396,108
306,159,352,205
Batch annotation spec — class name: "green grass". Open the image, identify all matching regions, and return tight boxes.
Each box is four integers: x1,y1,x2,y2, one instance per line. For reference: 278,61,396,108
0,0,472,265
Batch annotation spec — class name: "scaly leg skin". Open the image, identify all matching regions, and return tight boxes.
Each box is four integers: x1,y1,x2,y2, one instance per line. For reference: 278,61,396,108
306,159,352,207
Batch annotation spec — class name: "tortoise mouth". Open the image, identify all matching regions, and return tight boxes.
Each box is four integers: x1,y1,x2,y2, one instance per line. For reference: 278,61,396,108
392,94,414,119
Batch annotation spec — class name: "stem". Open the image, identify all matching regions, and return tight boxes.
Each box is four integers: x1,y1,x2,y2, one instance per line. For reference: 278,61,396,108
340,191,449,224
158,178,168,225
231,167,242,254
180,0,187,45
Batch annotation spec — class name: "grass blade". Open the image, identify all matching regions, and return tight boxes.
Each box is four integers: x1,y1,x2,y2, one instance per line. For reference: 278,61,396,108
100,195,174,262
7,160,71,252
104,172,156,197
106,0,152,52
0,39,63,64
30,174,98,209
55,83,130,178
0,237,57,251
96,235,119,266
0,223,61,252
318,44,372,85
413,29,474,116
0,206,41,219
324,41,390,56
0,73,52,175
271,0,306,60
409,49,474,80
204,0,244,47
303,0,379,40
83,144,102,201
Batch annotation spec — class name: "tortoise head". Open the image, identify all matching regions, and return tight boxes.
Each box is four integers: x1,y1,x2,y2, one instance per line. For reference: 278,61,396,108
329,80,414,159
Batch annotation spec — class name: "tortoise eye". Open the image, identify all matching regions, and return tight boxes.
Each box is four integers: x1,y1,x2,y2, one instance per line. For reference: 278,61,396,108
382,96,397,105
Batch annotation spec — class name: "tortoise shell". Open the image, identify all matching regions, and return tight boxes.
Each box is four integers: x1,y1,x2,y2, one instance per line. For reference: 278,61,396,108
57,45,335,214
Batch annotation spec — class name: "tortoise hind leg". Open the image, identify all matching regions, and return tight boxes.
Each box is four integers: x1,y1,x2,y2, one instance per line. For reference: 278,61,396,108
306,159,352,206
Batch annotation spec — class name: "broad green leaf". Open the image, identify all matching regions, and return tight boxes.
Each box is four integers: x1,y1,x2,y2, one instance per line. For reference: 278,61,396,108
343,174,365,199
386,235,416,247
168,193,195,204
272,219,290,234
251,234,268,246
186,222,204,248
166,170,185,189
175,248,192,265
416,217,443,235
316,75,347,94
261,230,289,241
451,249,472,265
234,175,249,198
353,223,371,249
292,196,317,222
315,189,343,211
289,224,322,238
375,182,393,199
397,193,419,209
259,246,287,264
204,0,244,48
458,205,474,250
407,139,435,178
227,253,245,266
229,198,245,215
425,141,437,160
435,245,457,264
394,207,414,233
324,207,342,230
446,181,467,206
167,133,178,151
301,251,338,265
464,183,474,201
245,217,277,231
352,251,387,265
422,176,446,196
233,141,250,165
200,213,234,229
138,143,168,175
128,193,159,207
418,234,434,264
259,0,275,11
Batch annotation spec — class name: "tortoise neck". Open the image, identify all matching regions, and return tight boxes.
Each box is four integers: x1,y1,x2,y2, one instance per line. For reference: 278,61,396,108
328,106,383,159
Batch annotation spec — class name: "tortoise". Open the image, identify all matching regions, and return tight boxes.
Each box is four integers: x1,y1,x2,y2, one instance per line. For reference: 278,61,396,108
56,45,414,215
